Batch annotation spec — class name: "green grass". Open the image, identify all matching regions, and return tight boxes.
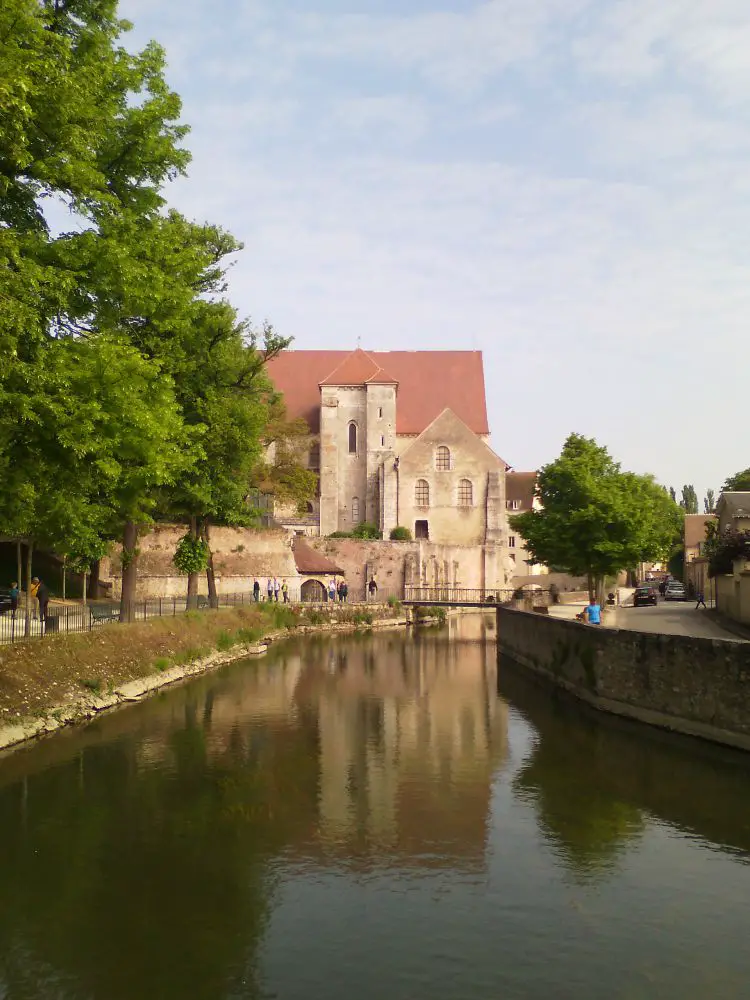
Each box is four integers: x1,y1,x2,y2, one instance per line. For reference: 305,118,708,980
153,657,170,672
236,626,263,645
215,630,234,652
78,677,102,695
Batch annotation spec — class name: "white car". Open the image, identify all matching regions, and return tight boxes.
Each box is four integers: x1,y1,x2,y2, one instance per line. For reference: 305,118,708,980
664,582,687,601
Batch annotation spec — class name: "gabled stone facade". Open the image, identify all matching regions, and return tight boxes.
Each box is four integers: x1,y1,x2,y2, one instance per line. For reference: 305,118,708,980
267,348,513,587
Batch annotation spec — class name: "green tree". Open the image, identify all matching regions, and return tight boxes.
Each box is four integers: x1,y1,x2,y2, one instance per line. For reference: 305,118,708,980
680,485,699,514
705,489,716,514
510,434,682,602
723,469,750,493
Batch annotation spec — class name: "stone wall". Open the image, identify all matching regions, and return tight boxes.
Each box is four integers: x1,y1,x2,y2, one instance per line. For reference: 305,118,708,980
308,537,503,601
100,524,297,599
715,560,750,626
497,606,750,752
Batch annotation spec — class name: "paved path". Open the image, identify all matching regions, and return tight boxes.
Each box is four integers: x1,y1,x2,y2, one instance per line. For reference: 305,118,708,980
551,599,745,642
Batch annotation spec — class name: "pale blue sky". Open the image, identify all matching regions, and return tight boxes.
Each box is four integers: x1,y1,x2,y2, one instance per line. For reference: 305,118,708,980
119,0,750,501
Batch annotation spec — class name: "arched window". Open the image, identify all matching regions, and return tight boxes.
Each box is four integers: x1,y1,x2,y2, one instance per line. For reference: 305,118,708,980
348,422,357,454
435,446,451,471
415,479,430,507
351,497,360,523
458,479,473,506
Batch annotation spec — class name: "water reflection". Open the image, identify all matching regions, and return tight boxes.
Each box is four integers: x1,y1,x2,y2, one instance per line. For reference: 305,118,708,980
0,617,504,1000
499,653,750,878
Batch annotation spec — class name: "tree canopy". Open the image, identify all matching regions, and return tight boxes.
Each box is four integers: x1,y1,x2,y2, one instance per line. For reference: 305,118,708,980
510,434,682,598
723,469,750,493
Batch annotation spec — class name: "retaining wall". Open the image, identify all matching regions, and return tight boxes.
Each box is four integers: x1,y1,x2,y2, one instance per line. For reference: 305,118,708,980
497,606,750,752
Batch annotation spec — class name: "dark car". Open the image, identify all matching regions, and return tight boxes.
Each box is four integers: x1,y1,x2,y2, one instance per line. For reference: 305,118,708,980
0,589,13,615
633,584,658,607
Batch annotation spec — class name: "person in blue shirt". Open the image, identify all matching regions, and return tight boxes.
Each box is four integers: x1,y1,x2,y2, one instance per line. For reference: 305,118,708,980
585,599,601,625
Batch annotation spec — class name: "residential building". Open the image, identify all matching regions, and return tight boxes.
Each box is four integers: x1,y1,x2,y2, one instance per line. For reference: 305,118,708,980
716,493,750,535
505,471,547,579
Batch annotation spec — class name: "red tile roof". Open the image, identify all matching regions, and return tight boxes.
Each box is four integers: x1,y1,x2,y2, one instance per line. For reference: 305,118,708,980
266,349,490,435
320,349,398,387
293,537,344,575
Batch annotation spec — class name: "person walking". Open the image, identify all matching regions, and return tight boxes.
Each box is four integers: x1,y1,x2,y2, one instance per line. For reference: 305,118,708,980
281,580,289,603
253,578,260,602
328,579,336,603
35,578,50,624
367,578,378,602
695,590,707,610
266,578,273,602
341,580,348,604
273,577,280,603
584,596,601,625
30,576,40,620
9,582,19,619
337,580,344,603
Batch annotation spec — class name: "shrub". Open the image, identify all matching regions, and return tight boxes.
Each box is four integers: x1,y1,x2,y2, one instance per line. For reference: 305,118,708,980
261,603,299,629
153,657,170,673
79,677,102,694
389,526,412,541
387,596,402,610
352,522,382,540
328,531,352,539
236,627,262,645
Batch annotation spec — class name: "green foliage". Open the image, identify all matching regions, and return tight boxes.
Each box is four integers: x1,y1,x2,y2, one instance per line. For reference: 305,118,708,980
511,434,682,593
707,530,750,577
389,526,412,541
236,626,263,645
173,533,209,576
723,469,750,493
328,531,352,539
353,611,374,626
352,522,382,540
153,657,170,673
215,630,234,652
387,596,402,610
705,489,716,514
260,603,299,629
78,677,102,695
680,485,699,514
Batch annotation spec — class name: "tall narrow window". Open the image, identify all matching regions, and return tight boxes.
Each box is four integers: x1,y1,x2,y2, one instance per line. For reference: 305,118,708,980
348,422,357,454
351,497,360,523
415,479,430,507
436,446,451,471
458,479,473,506
508,536,516,548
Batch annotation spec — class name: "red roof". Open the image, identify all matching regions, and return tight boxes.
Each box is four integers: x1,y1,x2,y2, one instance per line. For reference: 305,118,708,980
293,537,344,575
266,349,490,435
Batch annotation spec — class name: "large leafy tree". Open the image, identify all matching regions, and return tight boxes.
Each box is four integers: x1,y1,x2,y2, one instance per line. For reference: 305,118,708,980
510,434,682,601
680,485,699,514
723,469,750,493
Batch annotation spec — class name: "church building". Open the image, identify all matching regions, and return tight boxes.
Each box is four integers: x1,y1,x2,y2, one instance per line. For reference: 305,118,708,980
266,349,510,554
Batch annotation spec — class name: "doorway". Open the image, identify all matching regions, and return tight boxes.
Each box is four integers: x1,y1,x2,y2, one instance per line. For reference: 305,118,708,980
415,520,429,540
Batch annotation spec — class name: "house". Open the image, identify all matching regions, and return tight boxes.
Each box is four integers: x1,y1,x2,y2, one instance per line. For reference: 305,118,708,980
716,493,750,535
504,471,546,579
683,513,717,598
265,349,510,552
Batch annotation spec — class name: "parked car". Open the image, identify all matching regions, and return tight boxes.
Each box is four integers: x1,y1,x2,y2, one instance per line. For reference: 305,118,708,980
664,581,687,601
0,590,14,615
633,584,658,607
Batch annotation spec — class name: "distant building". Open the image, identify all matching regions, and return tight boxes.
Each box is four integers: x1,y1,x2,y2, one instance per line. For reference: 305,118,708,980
505,472,547,578
716,493,750,535
266,348,513,586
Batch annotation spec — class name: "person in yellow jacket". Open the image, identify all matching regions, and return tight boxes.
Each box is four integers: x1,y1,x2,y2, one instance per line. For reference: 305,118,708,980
30,578,40,620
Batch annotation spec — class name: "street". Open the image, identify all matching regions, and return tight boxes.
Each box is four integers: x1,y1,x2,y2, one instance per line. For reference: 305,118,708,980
550,597,746,642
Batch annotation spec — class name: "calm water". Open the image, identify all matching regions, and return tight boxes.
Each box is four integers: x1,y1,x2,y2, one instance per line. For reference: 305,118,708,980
1,615,750,999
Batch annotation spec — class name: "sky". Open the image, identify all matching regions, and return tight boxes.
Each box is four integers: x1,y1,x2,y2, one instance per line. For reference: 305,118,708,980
117,0,750,503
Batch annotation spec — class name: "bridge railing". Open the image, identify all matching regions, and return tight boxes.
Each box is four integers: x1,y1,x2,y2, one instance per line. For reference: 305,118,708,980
403,587,552,607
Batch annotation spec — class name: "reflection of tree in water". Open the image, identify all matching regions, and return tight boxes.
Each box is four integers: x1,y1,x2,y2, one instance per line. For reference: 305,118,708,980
0,686,321,1000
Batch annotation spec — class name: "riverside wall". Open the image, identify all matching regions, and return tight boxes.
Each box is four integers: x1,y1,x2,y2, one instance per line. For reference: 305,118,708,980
497,607,750,752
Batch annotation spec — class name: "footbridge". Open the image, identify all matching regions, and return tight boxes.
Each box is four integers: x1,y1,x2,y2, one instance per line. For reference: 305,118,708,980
403,587,552,610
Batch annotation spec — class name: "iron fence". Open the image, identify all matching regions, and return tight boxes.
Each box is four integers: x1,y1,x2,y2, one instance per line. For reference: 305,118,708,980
403,587,551,607
0,588,367,645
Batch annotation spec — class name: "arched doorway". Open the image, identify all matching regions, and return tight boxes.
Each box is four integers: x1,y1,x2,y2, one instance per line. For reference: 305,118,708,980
301,579,328,603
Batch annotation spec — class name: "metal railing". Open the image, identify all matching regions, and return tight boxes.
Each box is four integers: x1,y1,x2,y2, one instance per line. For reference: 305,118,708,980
0,588,362,645
404,587,551,607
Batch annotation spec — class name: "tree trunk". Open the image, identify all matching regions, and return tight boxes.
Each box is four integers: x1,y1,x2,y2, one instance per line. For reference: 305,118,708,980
202,518,218,608
24,541,33,638
82,569,88,607
187,516,199,609
120,521,139,623
62,556,66,603
16,541,22,596
587,571,594,604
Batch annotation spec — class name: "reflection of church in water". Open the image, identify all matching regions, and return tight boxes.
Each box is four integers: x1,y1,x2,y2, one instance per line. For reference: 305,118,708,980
296,614,506,867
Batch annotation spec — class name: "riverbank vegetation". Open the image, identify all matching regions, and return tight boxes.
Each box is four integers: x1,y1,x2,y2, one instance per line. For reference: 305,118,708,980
0,0,315,629
510,434,682,602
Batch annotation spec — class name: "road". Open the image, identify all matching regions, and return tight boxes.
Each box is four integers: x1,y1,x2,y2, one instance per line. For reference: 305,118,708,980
550,598,746,641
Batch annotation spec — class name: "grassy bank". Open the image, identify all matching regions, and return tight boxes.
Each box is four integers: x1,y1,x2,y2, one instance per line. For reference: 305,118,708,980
0,602,418,733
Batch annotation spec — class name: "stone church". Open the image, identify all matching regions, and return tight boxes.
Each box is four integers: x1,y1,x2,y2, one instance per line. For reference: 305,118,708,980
266,348,511,560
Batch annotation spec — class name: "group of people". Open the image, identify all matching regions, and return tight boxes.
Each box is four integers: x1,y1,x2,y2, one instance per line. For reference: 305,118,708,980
7,578,49,620
252,578,290,603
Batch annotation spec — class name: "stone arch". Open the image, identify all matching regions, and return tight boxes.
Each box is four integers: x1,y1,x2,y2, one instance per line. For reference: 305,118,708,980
301,579,328,602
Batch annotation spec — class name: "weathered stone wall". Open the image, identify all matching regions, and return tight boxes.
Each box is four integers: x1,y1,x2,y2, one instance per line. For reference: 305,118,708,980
497,607,750,751
308,537,500,601
100,524,297,599
716,560,750,626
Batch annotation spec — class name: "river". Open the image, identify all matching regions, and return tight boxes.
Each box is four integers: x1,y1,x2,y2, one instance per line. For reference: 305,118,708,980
0,614,749,999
